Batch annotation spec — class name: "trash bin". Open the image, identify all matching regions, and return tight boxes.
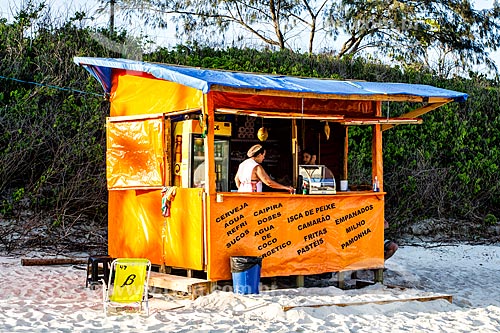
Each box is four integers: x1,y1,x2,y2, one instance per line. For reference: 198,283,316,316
230,256,262,294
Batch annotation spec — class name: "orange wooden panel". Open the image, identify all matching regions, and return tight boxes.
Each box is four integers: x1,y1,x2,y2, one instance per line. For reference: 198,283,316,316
106,117,164,189
109,71,203,117
108,189,164,265
206,193,384,280
163,188,205,270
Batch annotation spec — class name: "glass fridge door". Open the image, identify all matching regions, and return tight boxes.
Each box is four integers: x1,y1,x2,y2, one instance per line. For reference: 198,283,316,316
214,139,229,192
191,136,229,192
192,136,205,188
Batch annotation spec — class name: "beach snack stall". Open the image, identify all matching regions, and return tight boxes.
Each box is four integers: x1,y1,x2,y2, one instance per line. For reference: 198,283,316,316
75,57,467,282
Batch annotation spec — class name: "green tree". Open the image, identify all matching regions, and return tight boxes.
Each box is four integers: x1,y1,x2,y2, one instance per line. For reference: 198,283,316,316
98,0,329,53
102,0,500,76
330,0,500,76
0,0,117,252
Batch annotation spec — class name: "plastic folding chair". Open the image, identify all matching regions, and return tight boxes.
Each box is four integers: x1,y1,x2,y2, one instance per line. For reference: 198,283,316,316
102,258,151,316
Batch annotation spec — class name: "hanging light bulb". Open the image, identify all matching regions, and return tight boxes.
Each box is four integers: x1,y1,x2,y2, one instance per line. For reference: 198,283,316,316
324,121,331,140
257,118,268,141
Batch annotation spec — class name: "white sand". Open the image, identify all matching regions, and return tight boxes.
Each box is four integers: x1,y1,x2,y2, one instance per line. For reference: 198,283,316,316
1,243,500,332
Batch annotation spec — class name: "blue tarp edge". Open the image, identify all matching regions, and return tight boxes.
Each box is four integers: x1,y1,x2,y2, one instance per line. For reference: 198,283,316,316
73,57,468,102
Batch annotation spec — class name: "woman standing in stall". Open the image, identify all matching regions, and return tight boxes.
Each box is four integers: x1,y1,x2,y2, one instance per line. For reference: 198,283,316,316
235,144,294,193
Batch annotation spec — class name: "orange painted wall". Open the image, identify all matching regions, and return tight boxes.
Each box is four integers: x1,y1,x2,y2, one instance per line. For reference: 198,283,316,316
108,189,164,264
207,192,385,280
109,71,203,116
106,71,205,267
108,188,205,270
163,188,205,270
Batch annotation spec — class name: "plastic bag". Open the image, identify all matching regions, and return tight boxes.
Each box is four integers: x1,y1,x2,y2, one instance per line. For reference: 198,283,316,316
230,256,262,273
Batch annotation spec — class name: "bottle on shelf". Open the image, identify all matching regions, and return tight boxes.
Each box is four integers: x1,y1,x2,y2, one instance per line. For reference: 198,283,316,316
194,137,203,156
373,176,380,192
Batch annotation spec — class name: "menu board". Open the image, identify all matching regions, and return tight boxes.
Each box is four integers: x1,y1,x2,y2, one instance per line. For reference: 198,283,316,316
207,194,385,280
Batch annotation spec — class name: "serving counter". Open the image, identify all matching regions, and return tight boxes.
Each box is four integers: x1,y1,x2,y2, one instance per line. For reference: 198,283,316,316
206,191,385,280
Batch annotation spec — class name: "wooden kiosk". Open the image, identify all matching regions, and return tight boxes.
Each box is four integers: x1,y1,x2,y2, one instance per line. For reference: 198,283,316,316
75,57,467,287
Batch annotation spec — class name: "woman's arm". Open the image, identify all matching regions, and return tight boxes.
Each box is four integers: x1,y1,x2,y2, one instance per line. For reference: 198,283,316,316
255,165,293,193
234,172,241,189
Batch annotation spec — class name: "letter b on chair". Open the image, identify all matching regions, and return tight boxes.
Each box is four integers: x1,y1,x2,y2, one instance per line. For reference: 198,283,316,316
103,258,151,316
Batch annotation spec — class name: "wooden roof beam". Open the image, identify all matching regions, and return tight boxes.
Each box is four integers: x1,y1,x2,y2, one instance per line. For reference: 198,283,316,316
215,108,344,120
341,118,423,126
381,101,450,131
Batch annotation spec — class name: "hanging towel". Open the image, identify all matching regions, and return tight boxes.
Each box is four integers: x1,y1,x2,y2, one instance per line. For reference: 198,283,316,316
161,186,177,217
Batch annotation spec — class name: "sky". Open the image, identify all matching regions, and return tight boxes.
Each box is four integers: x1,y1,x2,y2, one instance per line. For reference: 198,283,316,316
1,0,499,75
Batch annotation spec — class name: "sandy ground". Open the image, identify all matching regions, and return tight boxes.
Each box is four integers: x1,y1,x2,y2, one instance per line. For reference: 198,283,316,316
1,243,500,332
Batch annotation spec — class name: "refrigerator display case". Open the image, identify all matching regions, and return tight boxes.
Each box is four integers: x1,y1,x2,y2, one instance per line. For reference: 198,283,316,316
173,119,231,191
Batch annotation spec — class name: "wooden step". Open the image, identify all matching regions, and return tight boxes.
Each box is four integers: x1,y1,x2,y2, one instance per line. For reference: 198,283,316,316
148,271,213,300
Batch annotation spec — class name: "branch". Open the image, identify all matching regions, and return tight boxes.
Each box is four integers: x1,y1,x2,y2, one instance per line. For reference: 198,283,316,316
225,2,282,47
269,0,285,49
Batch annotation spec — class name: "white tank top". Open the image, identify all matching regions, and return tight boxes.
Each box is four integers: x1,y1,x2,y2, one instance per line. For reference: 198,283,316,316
236,158,262,192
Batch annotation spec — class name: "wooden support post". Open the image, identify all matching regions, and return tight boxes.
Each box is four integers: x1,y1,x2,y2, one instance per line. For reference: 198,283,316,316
372,101,383,192
292,119,298,187
343,126,348,180
203,92,216,196
373,268,384,283
164,117,171,184
338,271,346,289
296,275,304,287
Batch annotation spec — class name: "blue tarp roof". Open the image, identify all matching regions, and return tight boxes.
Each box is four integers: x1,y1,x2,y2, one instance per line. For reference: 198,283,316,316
74,57,468,102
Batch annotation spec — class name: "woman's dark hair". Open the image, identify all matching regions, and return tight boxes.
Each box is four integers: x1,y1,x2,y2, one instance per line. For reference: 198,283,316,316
303,148,316,156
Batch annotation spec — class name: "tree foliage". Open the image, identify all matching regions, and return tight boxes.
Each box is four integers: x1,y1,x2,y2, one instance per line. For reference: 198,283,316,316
101,0,500,76
100,0,329,54
331,0,500,75
0,2,119,251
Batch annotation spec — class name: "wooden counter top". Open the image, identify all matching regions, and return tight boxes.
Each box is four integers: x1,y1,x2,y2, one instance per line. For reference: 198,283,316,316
216,191,385,198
